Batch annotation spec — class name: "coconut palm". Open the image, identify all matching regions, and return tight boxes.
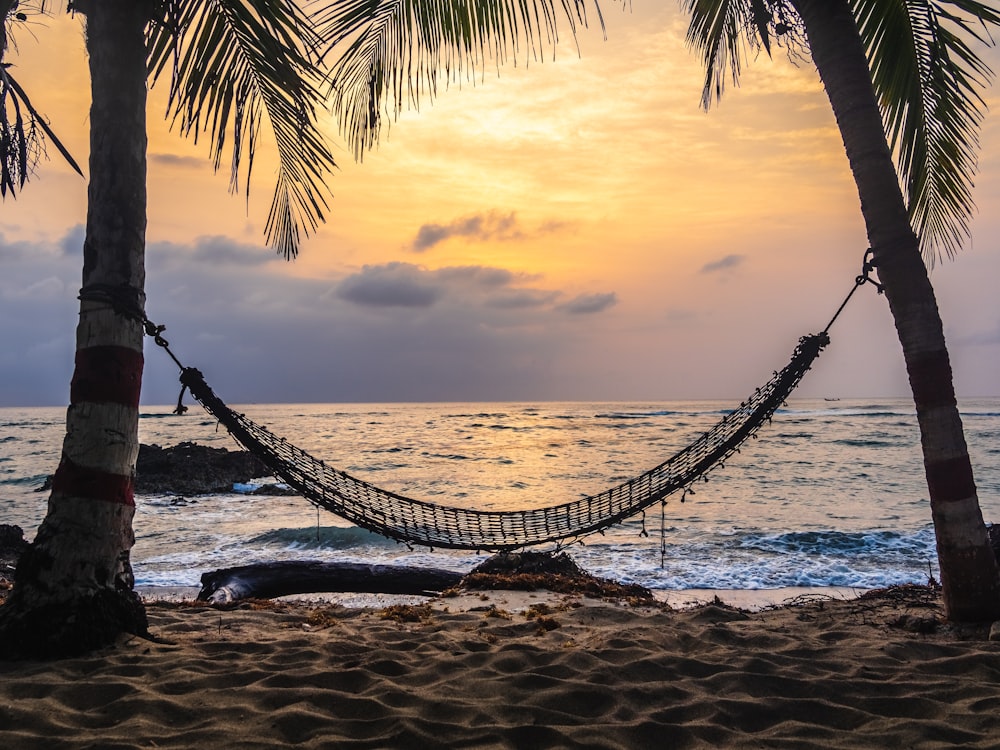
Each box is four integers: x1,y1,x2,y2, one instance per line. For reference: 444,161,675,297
0,0,604,657
0,0,338,657
683,0,1000,621
318,0,1000,620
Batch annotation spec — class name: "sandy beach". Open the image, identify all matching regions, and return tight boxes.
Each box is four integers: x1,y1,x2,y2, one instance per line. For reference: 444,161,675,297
2,585,999,749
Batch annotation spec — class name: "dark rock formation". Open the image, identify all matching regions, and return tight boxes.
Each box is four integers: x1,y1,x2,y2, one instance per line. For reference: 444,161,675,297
0,524,29,591
135,442,271,495
39,442,294,496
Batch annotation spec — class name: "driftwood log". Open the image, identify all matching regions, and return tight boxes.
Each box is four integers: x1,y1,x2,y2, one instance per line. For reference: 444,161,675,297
198,561,464,604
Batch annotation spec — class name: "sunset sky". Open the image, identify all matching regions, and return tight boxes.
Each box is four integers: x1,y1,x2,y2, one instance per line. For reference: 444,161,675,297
2,4,1000,407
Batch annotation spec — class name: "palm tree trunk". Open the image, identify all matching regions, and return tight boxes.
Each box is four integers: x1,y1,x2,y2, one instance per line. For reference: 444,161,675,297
790,0,1000,621
0,0,150,657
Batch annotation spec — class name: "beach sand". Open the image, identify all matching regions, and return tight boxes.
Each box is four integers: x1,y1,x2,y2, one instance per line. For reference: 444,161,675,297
1,585,999,749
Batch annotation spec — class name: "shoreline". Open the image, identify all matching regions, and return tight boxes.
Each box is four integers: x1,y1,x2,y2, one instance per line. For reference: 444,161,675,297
136,584,872,611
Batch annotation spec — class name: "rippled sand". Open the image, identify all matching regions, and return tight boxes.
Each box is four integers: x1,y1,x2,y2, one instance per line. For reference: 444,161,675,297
2,586,999,748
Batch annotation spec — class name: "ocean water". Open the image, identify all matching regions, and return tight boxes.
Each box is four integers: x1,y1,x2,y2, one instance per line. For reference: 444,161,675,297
2,399,999,595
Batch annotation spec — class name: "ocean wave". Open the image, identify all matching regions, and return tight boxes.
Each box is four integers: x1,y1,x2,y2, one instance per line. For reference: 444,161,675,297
595,411,682,420
249,526,397,551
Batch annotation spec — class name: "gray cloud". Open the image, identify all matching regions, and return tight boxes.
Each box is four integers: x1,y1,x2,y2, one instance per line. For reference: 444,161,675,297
336,262,553,311
485,289,561,310
700,254,746,273
557,292,618,315
150,153,209,169
435,265,515,288
413,211,521,252
411,211,576,253
8,226,958,406
336,262,443,308
189,235,274,266
59,224,85,257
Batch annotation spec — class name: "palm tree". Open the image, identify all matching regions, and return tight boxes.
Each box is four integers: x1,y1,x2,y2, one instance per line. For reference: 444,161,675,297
318,0,1000,620
0,0,604,658
0,0,337,657
682,0,1000,621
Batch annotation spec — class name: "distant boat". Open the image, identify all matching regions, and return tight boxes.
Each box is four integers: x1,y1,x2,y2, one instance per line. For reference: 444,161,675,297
824,397,841,402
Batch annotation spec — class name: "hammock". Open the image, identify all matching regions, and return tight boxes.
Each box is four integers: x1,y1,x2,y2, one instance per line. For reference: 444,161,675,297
172,331,829,551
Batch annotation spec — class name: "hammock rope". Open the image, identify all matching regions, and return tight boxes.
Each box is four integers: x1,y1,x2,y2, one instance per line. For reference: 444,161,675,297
141,253,878,552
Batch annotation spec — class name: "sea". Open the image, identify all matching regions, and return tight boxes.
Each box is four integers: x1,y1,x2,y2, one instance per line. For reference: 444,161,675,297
2,399,999,602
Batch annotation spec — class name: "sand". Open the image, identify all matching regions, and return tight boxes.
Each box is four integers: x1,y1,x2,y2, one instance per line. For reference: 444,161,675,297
1,586,999,749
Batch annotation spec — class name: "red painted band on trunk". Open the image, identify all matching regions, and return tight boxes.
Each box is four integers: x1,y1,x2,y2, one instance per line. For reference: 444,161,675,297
50,456,135,507
71,346,144,407
906,349,957,411
925,455,977,504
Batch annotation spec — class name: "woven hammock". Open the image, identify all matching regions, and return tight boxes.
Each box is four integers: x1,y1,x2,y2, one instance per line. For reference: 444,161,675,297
174,331,829,551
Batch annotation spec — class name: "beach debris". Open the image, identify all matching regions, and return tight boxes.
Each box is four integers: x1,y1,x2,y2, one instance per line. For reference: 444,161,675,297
379,603,432,623
456,551,655,602
197,560,464,604
889,613,939,634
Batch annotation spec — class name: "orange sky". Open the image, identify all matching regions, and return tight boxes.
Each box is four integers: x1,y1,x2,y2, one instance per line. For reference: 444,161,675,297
2,4,1000,405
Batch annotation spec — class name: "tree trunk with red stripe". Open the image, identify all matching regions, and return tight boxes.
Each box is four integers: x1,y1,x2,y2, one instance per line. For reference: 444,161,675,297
790,0,1000,621
0,0,150,657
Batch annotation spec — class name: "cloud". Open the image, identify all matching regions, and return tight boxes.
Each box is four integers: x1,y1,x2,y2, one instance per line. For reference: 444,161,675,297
59,224,85,257
557,292,618,315
17,276,68,301
336,262,443,308
485,289,561,309
188,235,274,266
336,262,551,311
435,265,516,288
412,211,522,252
700,254,746,274
150,153,209,169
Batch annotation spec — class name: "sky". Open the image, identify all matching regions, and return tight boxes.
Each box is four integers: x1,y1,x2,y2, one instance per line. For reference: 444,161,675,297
2,4,1000,407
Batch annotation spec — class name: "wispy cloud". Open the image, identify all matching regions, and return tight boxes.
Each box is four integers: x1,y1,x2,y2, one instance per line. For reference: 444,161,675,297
700,254,746,274
150,153,209,169
412,211,522,252
557,292,618,315
188,236,274,266
485,289,561,309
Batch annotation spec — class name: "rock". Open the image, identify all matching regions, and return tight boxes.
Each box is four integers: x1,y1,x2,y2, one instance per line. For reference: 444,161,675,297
39,442,283,496
0,524,29,587
135,442,271,494
0,524,28,557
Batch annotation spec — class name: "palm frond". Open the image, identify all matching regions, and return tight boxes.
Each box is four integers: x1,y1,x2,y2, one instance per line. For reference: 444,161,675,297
147,0,337,259
852,0,1000,261
313,0,606,161
2,1,82,196
1,65,83,197
0,66,32,197
683,0,774,109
